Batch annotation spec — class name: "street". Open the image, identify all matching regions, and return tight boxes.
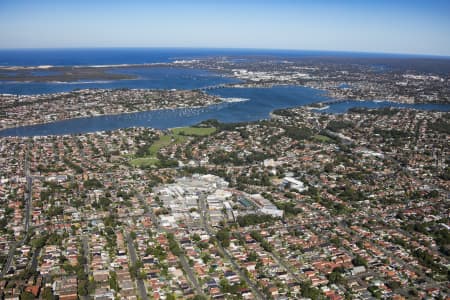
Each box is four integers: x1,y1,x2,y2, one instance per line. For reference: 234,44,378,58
137,192,205,296
1,151,33,278
198,195,265,300
125,232,149,300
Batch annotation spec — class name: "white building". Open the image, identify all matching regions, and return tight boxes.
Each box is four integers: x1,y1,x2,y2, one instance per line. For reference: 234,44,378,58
282,177,308,192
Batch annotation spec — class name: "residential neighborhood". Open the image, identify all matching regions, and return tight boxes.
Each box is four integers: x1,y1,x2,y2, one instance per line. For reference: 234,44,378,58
0,104,448,299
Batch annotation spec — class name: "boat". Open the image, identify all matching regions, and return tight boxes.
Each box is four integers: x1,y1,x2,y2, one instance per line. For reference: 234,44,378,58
220,97,250,103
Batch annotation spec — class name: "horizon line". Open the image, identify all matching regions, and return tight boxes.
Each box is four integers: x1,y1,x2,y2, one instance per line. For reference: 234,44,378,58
0,46,449,59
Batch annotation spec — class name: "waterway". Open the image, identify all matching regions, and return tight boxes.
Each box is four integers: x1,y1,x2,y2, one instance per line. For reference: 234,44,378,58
0,67,239,95
316,100,450,114
1,86,448,137
0,49,449,137
0,86,329,136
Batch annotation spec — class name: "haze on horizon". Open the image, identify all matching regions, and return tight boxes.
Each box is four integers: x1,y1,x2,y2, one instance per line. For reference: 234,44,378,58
1,0,450,57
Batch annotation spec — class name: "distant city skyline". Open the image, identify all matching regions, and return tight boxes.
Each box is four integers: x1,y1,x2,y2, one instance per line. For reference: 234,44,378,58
1,0,450,56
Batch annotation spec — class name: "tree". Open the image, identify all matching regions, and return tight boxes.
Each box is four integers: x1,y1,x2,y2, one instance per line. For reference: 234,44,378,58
21,291,35,300
167,233,182,256
41,287,55,300
284,126,314,140
98,197,111,209
326,120,354,132
237,214,276,227
352,255,367,267
166,293,176,300
201,253,211,264
192,233,201,242
109,271,119,291
197,241,209,250
300,282,322,299
216,228,230,247
250,231,273,252
248,251,258,262
327,269,345,284
83,178,103,189
78,280,88,296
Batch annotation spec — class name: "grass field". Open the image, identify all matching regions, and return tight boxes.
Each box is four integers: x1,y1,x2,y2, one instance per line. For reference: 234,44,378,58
129,126,215,168
129,157,160,167
171,126,216,136
148,134,188,156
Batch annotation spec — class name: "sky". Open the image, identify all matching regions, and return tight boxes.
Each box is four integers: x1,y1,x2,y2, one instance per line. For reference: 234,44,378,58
1,0,450,56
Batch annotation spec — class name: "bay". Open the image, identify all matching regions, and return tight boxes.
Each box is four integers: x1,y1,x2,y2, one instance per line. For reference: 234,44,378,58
0,48,449,137
319,100,450,114
0,86,329,136
2,86,448,137
0,67,239,95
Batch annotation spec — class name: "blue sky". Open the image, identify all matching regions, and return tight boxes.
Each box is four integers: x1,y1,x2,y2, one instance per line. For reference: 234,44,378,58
1,0,450,55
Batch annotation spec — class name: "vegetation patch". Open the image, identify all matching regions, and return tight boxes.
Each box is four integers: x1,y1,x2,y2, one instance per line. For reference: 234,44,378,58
148,134,188,156
171,126,216,136
129,157,160,167
312,134,333,143
130,126,214,168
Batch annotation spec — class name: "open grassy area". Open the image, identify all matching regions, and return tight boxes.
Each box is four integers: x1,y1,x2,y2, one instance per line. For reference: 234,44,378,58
129,127,215,168
148,134,188,156
129,157,160,167
171,126,216,136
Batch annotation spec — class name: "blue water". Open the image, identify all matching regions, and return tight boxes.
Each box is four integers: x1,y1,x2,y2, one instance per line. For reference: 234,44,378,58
0,48,424,67
0,68,239,95
0,86,330,136
2,86,448,137
318,100,450,114
0,48,446,95
338,83,351,89
0,48,203,66
30,70,63,77
0,48,449,136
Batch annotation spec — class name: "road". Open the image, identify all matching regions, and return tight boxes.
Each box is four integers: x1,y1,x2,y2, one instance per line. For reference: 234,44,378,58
78,235,91,300
125,232,149,300
235,230,305,285
178,251,204,295
136,193,205,296
24,176,32,233
28,247,41,273
198,195,265,300
31,213,146,230
0,242,17,277
1,152,33,278
82,235,90,275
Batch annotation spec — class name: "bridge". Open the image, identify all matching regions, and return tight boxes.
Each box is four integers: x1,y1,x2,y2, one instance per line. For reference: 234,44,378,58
199,83,230,91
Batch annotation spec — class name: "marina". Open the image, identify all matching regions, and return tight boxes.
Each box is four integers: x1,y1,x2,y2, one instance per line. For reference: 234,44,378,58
1,85,449,137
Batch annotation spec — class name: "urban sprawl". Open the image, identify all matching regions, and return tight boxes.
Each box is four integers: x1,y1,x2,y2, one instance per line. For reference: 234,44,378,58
0,57,449,300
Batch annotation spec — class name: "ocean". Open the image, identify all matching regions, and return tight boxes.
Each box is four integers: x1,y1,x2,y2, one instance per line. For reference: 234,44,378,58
0,48,419,67
0,48,448,136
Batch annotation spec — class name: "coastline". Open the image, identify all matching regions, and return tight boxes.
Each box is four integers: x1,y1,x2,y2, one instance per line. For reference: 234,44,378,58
1,60,448,105
0,97,226,134
1,83,449,136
